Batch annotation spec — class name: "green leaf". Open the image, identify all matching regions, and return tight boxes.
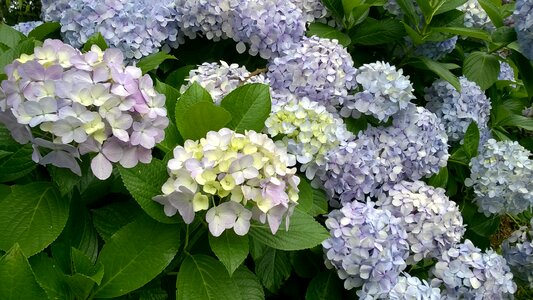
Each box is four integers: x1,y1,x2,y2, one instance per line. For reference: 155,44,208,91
254,248,291,292
463,51,499,90
461,201,500,238
0,244,47,299
118,159,183,224
248,210,329,251
510,50,533,98
432,26,491,41
428,167,449,188
345,5,371,28
176,254,242,300
321,0,344,18
137,52,177,74
177,101,232,140
48,165,81,197
156,79,181,124
28,22,61,41
296,176,313,213
29,253,72,300
415,57,461,91
415,0,446,24
0,143,36,183
92,201,144,242
157,120,182,153
435,0,467,14
463,121,480,158
208,230,249,276
166,65,195,88
350,18,405,45
65,274,97,300
94,214,181,298
82,32,108,52
478,0,503,27
71,247,104,284
396,0,420,27
306,23,351,46
232,266,265,300
498,115,533,131
0,183,69,257
305,271,343,300
56,204,100,263
0,23,26,48
308,188,329,217
175,82,213,118
491,26,516,44
220,83,271,133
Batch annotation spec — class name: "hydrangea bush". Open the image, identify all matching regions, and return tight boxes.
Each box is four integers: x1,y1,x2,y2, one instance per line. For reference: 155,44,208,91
0,0,532,299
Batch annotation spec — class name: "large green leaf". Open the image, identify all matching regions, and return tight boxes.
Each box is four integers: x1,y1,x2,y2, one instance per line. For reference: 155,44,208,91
155,79,181,124
463,51,500,90
0,244,47,299
93,215,181,298
29,253,72,300
48,165,81,197
55,204,99,263
0,183,69,257
254,248,291,292
176,254,243,300
232,266,265,300
118,159,182,224
0,23,26,48
0,143,36,183
137,52,177,74
220,83,271,133
463,121,480,158
177,101,232,140
305,271,343,300
248,210,329,251
306,23,351,46
350,18,405,45
209,230,249,276
92,201,144,242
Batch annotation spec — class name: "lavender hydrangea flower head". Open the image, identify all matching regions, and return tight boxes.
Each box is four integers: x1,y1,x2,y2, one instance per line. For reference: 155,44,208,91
459,0,494,30
175,0,239,41
12,21,44,36
153,128,300,236
53,0,181,60
414,36,458,60
465,139,533,216
431,239,516,299
0,39,169,180
291,0,329,23
340,61,415,122
498,61,516,81
321,105,448,204
41,0,70,22
231,0,306,59
376,181,465,263
265,95,353,180
389,274,442,300
180,61,269,104
267,36,357,110
425,76,491,142
323,200,409,298
514,0,533,60
502,220,533,287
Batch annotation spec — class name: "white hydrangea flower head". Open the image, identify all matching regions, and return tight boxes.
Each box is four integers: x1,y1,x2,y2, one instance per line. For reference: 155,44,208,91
180,61,269,104
514,0,533,60
265,95,353,180
323,200,409,298
425,76,491,142
0,39,169,180
267,36,357,111
431,239,516,299
389,273,442,300
376,181,465,264
12,21,44,36
340,61,415,122
465,139,533,216
153,128,300,237
502,220,533,287
459,0,494,30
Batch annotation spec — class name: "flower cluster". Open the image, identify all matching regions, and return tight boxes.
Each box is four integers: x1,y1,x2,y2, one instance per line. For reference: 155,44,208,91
514,0,533,61
180,61,268,104
340,61,415,122
431,239,516,299
12,21,43,36
459,0,494,30
231,0,306,59
0,40,168,179
425,76,491,142
292,0,329,23
465,139,533,216
323,200,409,298
502,220,533,287
41,0,70,22
389,274,441,300
376,181,465,263
153,128,300,236
264,95,352,180
267,36,357,111
46,0,181,60
414,36,458,60
499,61,515,82
321,105,448,204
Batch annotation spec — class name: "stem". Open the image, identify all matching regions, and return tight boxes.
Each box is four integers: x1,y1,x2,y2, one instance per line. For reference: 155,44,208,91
183,225,190,254
240,67,267,84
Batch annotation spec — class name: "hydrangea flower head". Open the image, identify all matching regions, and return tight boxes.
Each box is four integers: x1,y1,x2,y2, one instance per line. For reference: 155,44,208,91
231,0,306,59
180,61,269,104
425,76,491,142
267,36,357,110
498,61,516,82
323,200,409,298
0,39,169,180
340,61,415,122
431,239,516,299
376,181,465,263
12,21,44,36
459,0,494,30
49,0,181,59
502,219,533,287
265,95,352,180
465,139,533,216
41,0,70,22
414,36,458,60
514,0,533,60
153,128,300,236
291,0,328,23
389,274,442,300
175,0,238,41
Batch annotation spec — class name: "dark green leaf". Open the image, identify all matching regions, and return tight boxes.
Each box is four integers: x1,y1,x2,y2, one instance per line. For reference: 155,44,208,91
491,26,516,44
307,23,351,46
208,230,249,276
0,143,36,183
428,167,449,189
510,50,533,98
432,27,491,41
254,248,291,292
463,51,499,90
82,32,108,52
48,165,81,197
0,183,69,257
92,201,144,242
305,271,343,300
396,0,420,27
308,188,329,217
29,253,72,300
157,120,182,153
137,52,177,74
94,214,181,298
56,204,99,263
232,266,265,300
461,201,500,238
156,79,181,123
28,22,61,41
478,0,503,27
71,247,104,284
498,115,533,131
435,0,467,14
350,18,405,45
322,0,344,18
415,57,461,91
166,65,195,88
296,176,313,213
0,244,47,299
220,83,271,133
176,101,232,140
463,121,480,158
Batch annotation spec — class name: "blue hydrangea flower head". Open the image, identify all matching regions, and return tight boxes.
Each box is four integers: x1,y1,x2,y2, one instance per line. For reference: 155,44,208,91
498,61,516,81
414,36,458,60
459,0,494,30
389,274,442,300
12,21,44,36
502,220,533,287
514,0,533,60
291,0,328,23
41,0,70,22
